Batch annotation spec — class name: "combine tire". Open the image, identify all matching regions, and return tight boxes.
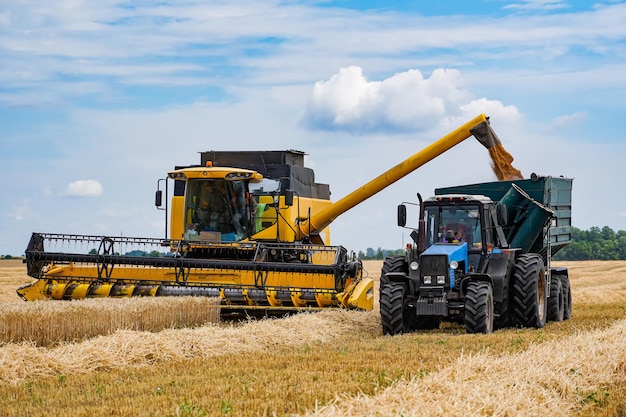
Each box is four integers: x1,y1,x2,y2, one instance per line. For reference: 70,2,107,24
560,273,573,320
547,274,564,322
380,282,408,335
512,254,547,328
464,281,494,334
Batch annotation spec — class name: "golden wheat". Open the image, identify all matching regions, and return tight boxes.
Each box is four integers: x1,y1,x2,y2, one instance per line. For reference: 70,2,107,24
0,296,220,347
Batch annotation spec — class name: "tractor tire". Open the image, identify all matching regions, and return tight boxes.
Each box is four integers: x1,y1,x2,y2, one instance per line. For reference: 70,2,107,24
560,273,573,320
512,254,547,329
464,281,494,334
547,274,564,322
380,282,408,335
379,256,407,298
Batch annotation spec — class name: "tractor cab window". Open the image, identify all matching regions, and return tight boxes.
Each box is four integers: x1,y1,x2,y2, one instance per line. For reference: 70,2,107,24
424,204,482,249
184,179,253,242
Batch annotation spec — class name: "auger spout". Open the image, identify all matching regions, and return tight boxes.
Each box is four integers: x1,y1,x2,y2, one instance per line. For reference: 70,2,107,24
297,114,499,239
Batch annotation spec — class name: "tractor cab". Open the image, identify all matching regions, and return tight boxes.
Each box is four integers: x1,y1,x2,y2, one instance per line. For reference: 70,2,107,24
422,194,500,275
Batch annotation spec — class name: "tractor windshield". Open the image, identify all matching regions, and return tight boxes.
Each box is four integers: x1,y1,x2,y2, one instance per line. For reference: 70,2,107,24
184,179,253,242
424,204,482,249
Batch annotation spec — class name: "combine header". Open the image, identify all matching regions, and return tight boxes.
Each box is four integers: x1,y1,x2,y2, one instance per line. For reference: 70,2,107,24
19,114,506,315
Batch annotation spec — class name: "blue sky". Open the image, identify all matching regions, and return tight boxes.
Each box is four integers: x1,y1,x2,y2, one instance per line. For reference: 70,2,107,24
1,0,625,256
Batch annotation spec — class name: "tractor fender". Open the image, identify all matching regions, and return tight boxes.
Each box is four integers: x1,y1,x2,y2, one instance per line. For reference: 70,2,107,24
384,271,419,297
385,271,409,283
460,273,493,296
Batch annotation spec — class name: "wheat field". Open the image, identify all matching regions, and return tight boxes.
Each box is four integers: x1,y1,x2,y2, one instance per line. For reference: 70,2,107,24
0,259,625,416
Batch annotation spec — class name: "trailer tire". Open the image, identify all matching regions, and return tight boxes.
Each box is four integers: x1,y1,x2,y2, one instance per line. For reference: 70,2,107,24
561,273,573,320
464,281,494,334
547,274,564,322
512,254,547,329
380,282,408,335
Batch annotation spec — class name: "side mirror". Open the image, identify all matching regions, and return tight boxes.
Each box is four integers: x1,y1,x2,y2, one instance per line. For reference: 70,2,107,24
155,190,163,207
397,204,407,227
496,203,508,226
284,189,294,207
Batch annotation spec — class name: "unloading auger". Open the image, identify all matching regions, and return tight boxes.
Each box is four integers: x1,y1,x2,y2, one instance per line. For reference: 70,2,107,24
18,114,503,314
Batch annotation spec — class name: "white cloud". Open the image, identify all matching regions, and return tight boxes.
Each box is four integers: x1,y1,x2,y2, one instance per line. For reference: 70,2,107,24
300,66,519,134
549,111,588,131
504,1,569,11
7,199,32,222
0,11,10,27
64,179,103,197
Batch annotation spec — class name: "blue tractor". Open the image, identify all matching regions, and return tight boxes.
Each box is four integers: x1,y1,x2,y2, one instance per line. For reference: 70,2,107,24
380,175,573,334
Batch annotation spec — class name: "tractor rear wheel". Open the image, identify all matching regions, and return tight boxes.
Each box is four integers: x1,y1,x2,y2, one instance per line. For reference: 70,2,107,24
464,281,494,334
547,274,564,322
380,282,408,335
512,254,547,328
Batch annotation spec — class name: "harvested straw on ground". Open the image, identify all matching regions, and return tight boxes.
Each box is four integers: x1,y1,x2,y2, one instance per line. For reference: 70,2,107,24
308,317,626,417
0,309,379,384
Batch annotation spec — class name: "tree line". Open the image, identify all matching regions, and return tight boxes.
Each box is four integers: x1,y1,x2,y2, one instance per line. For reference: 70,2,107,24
553,226,626,261
358,226,626,261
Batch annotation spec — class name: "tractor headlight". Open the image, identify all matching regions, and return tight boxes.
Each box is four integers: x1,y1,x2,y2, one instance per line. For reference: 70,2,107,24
410,261,419,271
450,260,458,270
437,275,446,285
423,275,432,285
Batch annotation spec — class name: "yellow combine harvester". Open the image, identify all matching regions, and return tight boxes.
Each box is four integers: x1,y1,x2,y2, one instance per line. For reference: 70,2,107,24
18,114,504,314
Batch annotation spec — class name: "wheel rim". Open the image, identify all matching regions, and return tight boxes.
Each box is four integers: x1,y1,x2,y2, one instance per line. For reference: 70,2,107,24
537,269,546,323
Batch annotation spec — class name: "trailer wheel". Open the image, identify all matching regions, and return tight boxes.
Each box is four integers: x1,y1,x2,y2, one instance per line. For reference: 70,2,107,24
512,254,547,328
380,282,408,335
547,274,564,322
560,273,573,320
464,281,494,334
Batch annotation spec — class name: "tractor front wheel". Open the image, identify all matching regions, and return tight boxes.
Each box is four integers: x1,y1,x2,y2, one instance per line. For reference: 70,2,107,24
464,281,494,334
380,282,408,335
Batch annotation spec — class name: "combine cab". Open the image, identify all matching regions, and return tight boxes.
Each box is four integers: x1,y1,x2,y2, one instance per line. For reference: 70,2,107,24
18,114,509,316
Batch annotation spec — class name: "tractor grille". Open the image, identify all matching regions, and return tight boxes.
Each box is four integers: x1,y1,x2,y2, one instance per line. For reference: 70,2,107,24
420,254,448,276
